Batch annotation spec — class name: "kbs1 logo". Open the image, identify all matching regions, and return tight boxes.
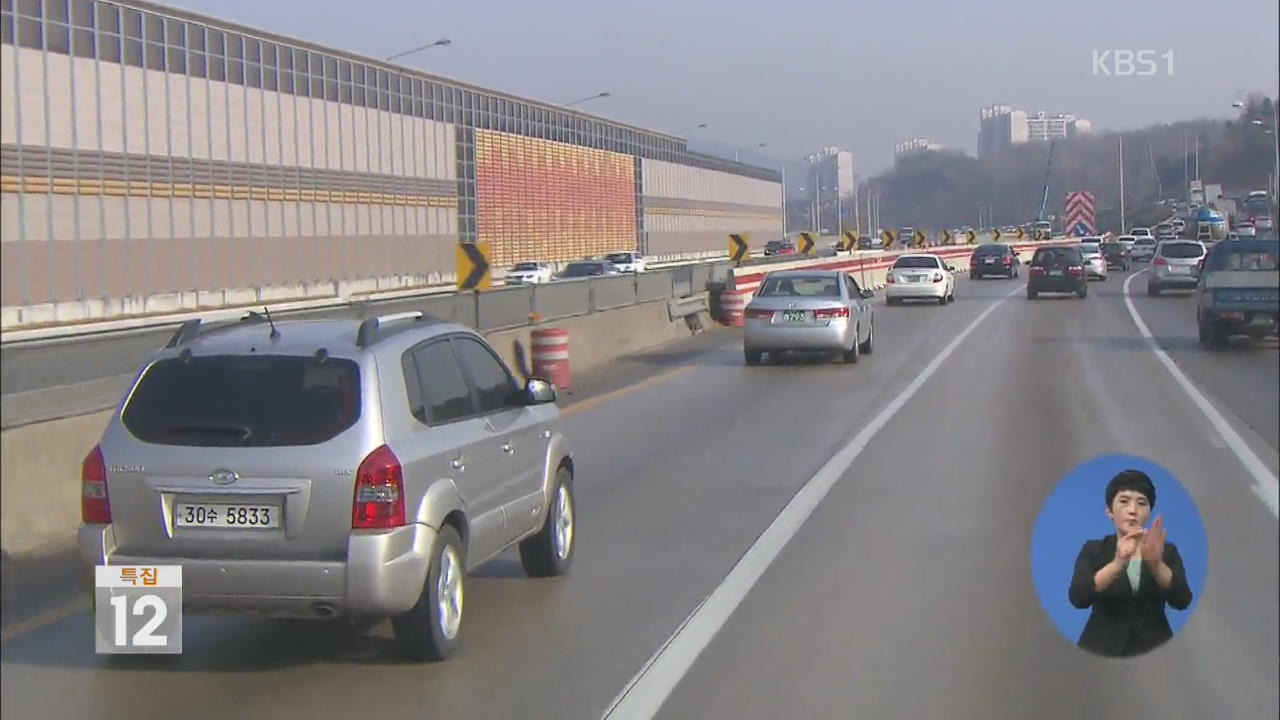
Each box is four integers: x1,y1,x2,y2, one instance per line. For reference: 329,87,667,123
1092,50,1174,77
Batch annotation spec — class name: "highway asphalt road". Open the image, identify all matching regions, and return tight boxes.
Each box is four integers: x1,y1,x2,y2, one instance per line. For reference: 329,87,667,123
2,270,1275,720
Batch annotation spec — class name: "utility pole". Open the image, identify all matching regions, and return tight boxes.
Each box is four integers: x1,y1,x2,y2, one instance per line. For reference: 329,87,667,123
1119,136,1126,231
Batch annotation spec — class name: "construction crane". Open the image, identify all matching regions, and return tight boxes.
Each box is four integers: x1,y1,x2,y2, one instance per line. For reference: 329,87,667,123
1037,140,1056,223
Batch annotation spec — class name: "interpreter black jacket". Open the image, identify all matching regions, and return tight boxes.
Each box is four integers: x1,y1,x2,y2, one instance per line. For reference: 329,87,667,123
1068,534,1193,658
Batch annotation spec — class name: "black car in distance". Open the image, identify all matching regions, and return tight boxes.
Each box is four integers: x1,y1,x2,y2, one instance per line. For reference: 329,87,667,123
1027,246,1089,299
970,243,1020,279
1101,241,1130,271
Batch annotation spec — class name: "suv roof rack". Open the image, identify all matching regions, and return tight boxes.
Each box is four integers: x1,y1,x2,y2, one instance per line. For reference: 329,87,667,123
355,311,440,348
164,311,271,348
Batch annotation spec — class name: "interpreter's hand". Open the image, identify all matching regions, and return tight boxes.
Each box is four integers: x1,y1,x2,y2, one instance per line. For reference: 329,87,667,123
1114,527,1144,566
1141,515,1167,569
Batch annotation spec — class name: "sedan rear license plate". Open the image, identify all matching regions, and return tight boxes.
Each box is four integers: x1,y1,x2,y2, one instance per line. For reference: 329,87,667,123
782,310,808,323
1049,269,1064,276
175,503,280,529
1250,316,1275,327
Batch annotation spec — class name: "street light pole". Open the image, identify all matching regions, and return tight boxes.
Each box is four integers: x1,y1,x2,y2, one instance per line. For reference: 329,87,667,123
566,91,611,107
385,39,452,62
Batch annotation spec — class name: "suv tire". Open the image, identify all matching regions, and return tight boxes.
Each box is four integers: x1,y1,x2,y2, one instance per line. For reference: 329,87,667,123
393,525,466,662
520,467,576,577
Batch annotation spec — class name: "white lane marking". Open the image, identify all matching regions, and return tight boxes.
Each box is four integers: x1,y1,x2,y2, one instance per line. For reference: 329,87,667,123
600,283,1026,720
1121,271,1279,518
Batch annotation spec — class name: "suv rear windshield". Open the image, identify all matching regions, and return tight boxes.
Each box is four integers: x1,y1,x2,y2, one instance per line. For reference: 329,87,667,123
122,355,361,447
974,245,1006,255
892,256,940,269
605,253,635,263
1158,242,1204,259
1135,236,1157,244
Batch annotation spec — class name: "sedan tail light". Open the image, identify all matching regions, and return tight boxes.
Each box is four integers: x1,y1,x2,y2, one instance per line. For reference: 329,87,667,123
1030,266,1046,276
885,274,896,284
814,307,850,319
1003,257,1012,265
932,273,944,283
1153,257,1167,266
745,308,775,319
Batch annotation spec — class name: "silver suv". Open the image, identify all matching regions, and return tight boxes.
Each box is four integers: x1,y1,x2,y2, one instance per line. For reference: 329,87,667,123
78,310,576,661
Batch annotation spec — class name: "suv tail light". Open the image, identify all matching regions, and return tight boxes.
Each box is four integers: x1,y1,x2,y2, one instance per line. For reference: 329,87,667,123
1030,266,1045,276
1153,257,1167,266
745,308,774,319
1068,266,1085,277
81,445,111,524
1003,256,1013,265
352,444,406,529
814,307,850,319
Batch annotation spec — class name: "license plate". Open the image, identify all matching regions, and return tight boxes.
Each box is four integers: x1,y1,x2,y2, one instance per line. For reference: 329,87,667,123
781,310,808,323
175,503,281,529
1049,269,1064,276
1250,316,1275,327
1169,265,1189,274
910,274,925,282
984,258,996,263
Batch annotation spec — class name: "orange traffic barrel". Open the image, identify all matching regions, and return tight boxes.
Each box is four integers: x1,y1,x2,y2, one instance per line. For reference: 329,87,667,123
531,328,571,391
720,289,746,327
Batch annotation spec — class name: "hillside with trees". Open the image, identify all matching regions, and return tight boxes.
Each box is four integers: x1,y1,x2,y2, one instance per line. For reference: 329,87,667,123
860,94,1276,233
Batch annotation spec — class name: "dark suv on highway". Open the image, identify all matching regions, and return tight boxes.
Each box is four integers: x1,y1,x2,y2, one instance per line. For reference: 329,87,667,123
1027,246,1088,299
970,243,1019,279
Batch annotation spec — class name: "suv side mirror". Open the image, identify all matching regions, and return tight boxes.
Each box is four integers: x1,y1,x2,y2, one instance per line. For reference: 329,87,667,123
524,378,558,405
946,265,957,272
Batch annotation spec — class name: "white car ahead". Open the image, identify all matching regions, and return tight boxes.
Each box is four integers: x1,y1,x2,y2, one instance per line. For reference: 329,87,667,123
885,253,956,305
1078,241,1108,280
604,251,647,273
506,261,554,284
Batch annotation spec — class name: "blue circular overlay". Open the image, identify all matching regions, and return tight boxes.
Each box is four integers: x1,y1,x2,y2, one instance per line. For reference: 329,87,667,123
1030,453,1208,650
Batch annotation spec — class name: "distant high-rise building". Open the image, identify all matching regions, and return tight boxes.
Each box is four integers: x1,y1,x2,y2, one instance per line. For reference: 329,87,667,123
804,147,855,233
894,138,944,164
979,105,1091,156
1026,112,1093,142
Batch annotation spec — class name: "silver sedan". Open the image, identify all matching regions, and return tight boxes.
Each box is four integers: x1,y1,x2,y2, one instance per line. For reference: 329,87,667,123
743,270,876,365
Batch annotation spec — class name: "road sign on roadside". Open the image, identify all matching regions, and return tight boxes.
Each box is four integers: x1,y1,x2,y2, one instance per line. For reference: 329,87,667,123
729,233,749,264
841,231,857,252
797,232,815,255
1015,228,1025,240
992,229,1002,242
913,230,926,248
941,229,953,245
966,229,977,244
881,229,896,248
456,242,492,291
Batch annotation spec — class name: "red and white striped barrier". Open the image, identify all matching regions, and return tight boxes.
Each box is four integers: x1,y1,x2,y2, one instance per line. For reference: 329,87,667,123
531,328,572,391
719,290,747,327
729,243,1050,295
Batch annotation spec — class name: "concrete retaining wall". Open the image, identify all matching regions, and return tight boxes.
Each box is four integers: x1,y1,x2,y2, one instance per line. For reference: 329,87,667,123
0,297,710,559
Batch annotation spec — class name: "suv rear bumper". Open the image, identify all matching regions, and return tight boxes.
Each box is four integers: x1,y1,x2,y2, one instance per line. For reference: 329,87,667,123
78,522,436,619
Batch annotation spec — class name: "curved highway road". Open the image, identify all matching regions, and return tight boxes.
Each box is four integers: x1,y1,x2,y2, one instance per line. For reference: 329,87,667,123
2,270,1276,720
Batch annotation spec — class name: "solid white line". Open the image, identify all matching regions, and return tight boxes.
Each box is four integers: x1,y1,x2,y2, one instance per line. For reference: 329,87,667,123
599,283,1025,720
1121,271,1279,518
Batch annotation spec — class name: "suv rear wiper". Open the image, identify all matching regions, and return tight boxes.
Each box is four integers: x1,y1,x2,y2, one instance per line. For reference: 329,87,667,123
159,422,255,444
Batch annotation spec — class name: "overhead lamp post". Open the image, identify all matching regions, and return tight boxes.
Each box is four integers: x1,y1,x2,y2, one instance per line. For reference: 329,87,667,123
566,91,611,107
384,38,452,62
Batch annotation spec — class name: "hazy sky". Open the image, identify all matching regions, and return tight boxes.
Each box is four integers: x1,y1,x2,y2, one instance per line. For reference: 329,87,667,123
167,0,1278,175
